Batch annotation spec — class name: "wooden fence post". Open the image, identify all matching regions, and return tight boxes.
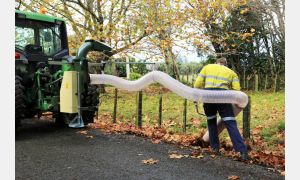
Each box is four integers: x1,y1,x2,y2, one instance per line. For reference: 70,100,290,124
183,99,187,133
255,74,259,92
158,94,163,127
113,88,118,123
137,91,143,128
186,72,189,83
243,96,251,139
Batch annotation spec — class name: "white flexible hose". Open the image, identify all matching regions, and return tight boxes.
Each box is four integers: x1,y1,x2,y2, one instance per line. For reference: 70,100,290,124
90,71,248,108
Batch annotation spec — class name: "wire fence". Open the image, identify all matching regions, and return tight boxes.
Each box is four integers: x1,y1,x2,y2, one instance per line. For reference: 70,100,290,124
92,61,251,139
99,87,251,140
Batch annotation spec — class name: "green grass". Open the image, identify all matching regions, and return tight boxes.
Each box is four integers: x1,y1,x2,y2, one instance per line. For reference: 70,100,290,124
99,86,207,134
246,91,285,129
277,121,285,132
98,86,285,148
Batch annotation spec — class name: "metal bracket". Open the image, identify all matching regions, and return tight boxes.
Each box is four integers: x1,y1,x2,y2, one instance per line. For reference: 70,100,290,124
194,102,206,117
69,71,84,128
69,114,84,128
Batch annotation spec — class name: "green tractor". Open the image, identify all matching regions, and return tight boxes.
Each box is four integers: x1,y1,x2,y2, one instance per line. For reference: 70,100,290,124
15,10,112,128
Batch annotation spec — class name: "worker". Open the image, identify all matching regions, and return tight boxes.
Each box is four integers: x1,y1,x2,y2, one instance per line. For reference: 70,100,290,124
194,57,248,161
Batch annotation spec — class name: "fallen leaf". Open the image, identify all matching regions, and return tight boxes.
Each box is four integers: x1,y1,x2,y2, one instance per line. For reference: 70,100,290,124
191,118,201,126
77,130,88,135
169,153,184,159
151,139,161,144
191,146,201,150
228,175,240,180
190,150,201,156
280,171,285,176
86,135,94,138
141,158,159,164
264,151,271,155
168,150,178,154
191,155,204,159
267,168,275,172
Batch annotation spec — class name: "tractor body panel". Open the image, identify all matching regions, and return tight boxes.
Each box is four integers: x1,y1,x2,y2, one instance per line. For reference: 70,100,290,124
60,71,78,113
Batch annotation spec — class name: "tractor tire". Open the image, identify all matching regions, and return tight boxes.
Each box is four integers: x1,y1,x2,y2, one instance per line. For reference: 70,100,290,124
15,75,26,128
81,85,99,125
55,85,99,126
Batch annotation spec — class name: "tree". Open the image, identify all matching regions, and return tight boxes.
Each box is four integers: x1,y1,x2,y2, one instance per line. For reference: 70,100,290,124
132,0,189,80
185,0,284,91
19,0,284,91
20,0,148,56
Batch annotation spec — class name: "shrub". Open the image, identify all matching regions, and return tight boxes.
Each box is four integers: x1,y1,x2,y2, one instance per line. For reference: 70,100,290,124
129,72,142,80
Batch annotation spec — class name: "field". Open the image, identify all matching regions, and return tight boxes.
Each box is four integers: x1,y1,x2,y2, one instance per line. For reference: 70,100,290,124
98,85,285,151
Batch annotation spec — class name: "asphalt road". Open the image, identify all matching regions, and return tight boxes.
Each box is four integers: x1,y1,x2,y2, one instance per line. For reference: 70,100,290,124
16,118,283,180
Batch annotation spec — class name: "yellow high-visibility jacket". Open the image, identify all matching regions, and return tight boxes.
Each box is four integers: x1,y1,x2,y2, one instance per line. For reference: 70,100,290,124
193,64,241,90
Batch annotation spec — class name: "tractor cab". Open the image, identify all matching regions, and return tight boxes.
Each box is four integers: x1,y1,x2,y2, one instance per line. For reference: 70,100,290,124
15,10,69,63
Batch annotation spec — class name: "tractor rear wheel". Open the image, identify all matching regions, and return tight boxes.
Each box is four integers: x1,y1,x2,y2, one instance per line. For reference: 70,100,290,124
15,75,26,128
82,85,99,125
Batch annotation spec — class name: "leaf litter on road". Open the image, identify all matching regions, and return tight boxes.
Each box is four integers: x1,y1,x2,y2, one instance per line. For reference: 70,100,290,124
141,158,159,165
228,175,240,180
169,153,184,159
91,118,285,170
77,130,88,135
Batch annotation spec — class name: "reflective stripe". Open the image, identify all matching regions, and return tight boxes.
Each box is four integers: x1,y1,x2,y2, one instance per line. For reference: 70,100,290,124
233,78,239,82
222,117,236,121
205,82,227,86
198,74,206,78
204,82,229,89
198,75,232,82
207,115,217,120
206,75,231,82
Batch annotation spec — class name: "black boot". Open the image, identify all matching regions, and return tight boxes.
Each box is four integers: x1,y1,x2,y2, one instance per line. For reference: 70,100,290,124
212,148,221,156
239,151,249,161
